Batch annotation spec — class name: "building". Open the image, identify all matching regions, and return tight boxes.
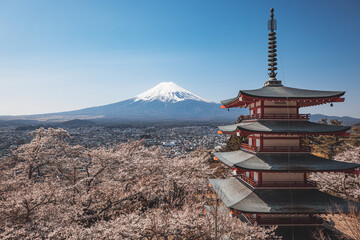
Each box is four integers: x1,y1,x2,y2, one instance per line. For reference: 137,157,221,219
210,8,360,229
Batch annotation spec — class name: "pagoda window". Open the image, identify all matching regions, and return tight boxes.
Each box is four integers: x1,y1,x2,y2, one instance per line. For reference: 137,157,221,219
246,172,250,178
254,172,259,182
249,138,253,146
256,139,261,147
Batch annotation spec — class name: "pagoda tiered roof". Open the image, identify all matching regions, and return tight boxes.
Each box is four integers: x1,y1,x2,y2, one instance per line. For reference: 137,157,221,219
221,85,345,108
208,8,358,231
213,150,360,172
218,120,350,135
209,178,356,214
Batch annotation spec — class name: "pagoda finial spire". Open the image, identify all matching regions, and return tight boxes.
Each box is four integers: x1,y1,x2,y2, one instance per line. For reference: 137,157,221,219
265,8,282,87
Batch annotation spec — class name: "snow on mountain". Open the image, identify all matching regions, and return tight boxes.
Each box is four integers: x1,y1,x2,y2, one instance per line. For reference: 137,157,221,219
134,82,210,103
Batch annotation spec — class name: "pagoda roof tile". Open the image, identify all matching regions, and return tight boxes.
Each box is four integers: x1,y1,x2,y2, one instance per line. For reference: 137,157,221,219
221,86,345,106
213,150,360,171
209,178,357,213
218,120,350,134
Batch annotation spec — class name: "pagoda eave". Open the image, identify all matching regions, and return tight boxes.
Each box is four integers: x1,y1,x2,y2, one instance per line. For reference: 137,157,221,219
219,130,349,137
218,121,351,136
213,150,360,172
236,168,360,174
209,178,358,214
217,162,360,174
221,90,345,109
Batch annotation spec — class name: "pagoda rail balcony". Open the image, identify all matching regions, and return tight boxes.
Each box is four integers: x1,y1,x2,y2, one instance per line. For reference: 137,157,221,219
243,213,256,224
242,113,310,120
240,144,311,153
255,216,323,226
242,212,323,225
238,174,257,187
261,146,311,153
257,180,317,188
238,174,317,188
240,143,259,153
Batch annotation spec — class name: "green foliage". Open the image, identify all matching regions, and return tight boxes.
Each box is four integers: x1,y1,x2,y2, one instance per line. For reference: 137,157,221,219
309,118,344,159
221,135,246,152
306,118,360,159
346,126,360,147
221,116,247,152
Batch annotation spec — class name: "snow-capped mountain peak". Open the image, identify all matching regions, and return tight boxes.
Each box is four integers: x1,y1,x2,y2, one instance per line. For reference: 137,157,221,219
134,82,210,103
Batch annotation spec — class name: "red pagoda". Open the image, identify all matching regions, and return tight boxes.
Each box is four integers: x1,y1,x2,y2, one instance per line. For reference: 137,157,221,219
210,8,360,229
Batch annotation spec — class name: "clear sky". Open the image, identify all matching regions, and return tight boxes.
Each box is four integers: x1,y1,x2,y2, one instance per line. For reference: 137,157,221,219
0,0,360,117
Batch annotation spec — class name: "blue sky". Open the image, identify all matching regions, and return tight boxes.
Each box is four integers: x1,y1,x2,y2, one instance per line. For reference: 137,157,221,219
0,0,360,117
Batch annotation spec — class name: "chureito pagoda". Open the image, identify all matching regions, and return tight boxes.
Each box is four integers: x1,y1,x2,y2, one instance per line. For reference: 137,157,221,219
209,8,360,237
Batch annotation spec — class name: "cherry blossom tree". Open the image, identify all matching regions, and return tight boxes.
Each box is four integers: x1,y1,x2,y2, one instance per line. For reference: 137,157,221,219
0,128,278,239
310,146,360,201
310,146,360,240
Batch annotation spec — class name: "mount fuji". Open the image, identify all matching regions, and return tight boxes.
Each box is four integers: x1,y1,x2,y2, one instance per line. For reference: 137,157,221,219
1,82,247,123
134,82,209,103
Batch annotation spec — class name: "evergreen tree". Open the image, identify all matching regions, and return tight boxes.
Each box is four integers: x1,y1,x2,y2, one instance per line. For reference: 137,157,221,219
346,126,360,147
221,115,247,152
310,118,344,159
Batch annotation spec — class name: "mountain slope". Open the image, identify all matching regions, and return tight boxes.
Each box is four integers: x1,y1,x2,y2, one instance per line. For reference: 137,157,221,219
310,114,360,126
2,82,246,123
64,98,242,121
1,82,359,125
